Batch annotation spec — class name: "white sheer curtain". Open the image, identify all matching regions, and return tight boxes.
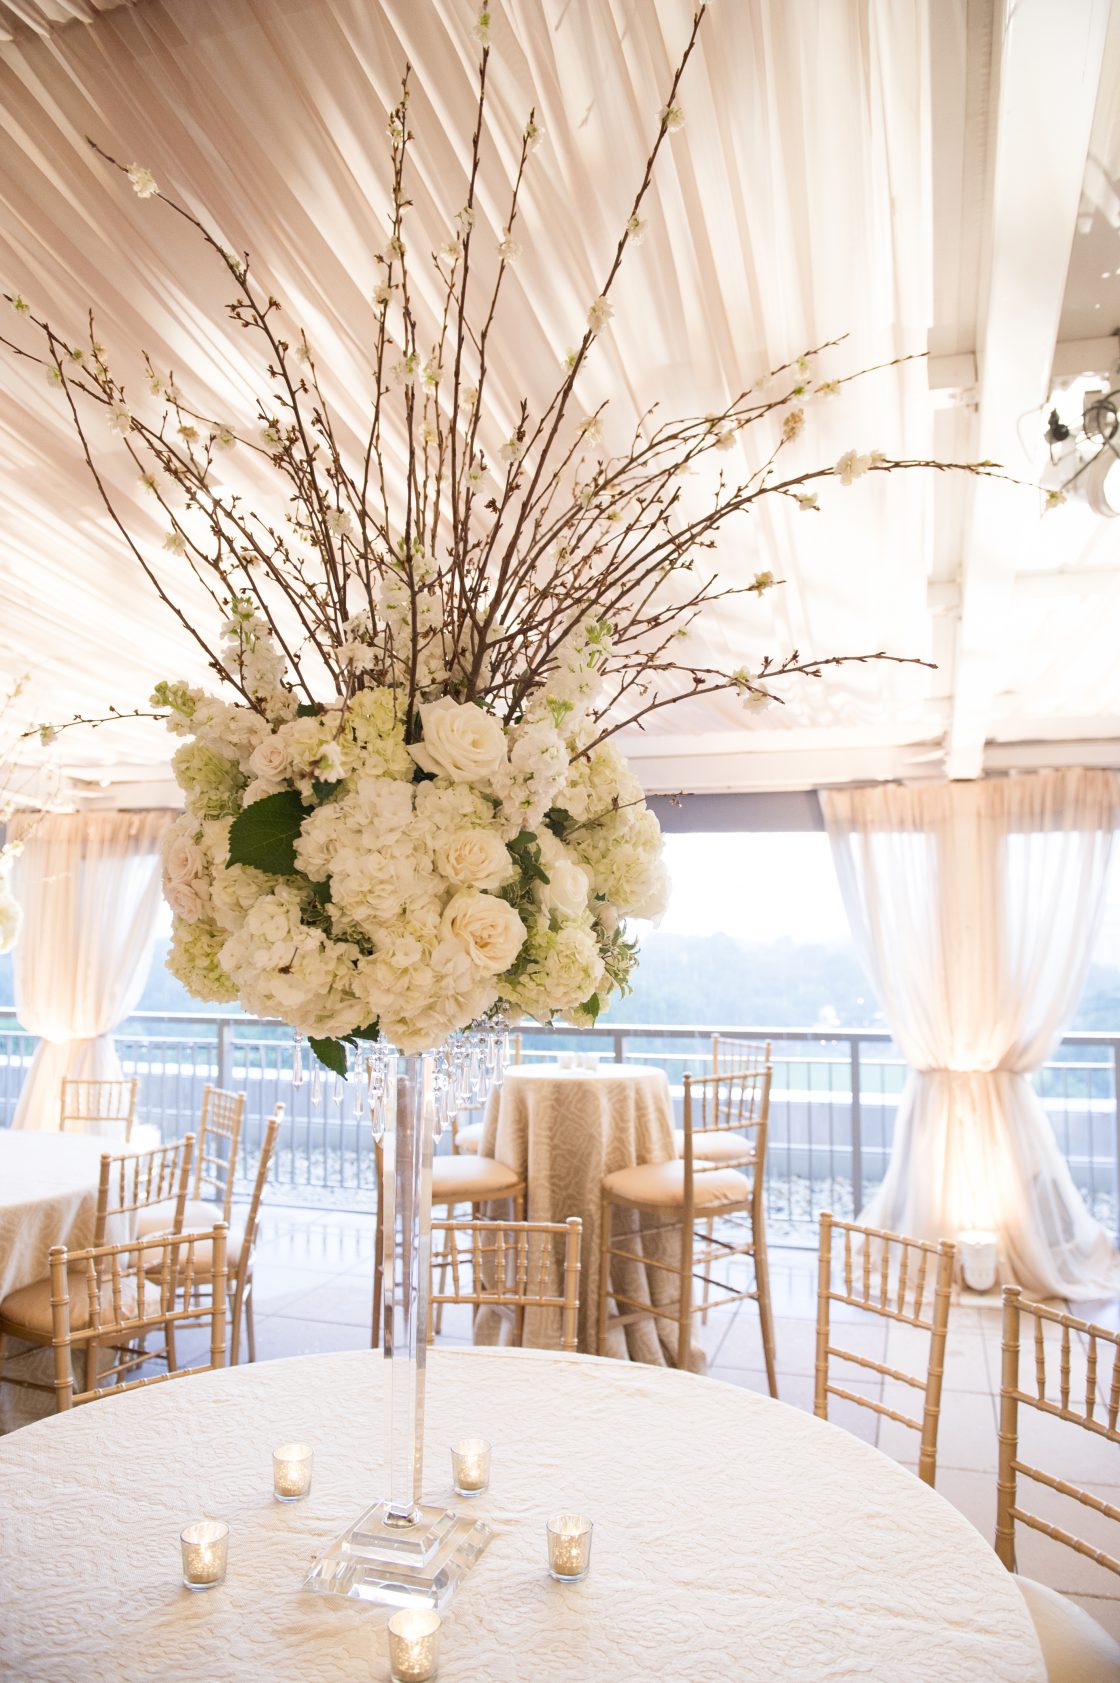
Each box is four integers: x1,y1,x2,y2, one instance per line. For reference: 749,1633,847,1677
9,810,171,1131
822,770,1120,1300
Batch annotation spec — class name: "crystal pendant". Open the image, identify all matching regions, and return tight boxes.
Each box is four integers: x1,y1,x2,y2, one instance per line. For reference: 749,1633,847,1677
292,1032,306,1088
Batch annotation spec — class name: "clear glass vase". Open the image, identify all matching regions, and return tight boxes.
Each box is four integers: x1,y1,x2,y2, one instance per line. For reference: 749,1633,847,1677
303,1052,493,1609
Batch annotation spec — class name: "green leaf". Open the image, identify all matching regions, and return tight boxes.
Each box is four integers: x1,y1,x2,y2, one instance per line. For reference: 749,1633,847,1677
227,789,307,875
545,807,573,838
351,1021,381,1041
312,778,341,804
310,878,332,905
580,992,602,1022
309,1036,348,1076
296,702,322,718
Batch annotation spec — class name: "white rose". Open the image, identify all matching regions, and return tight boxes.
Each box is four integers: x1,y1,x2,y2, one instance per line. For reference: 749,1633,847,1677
441,890,526,974
409,697,507,783
538,855,590,918
165,880,205,923
248,733,291,780
163,832,205,885
436,828,514,891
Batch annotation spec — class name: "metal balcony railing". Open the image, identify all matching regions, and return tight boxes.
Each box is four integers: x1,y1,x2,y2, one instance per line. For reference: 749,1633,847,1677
1,1010,1117,1245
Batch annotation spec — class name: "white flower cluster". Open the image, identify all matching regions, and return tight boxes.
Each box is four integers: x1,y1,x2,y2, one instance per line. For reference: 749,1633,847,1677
155,615,666,1056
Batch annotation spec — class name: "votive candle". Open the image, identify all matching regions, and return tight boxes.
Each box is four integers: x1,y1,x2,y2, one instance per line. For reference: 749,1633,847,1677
546,1512,593,1581
272,1440,314,1501
387,1608,441,1682
450,1437,491,1496
180,1520,229,1590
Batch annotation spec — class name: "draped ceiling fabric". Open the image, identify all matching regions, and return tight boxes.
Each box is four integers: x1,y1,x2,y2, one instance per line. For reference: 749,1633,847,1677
9,809,170,1130
0,0,943,782
823,770,1120,1301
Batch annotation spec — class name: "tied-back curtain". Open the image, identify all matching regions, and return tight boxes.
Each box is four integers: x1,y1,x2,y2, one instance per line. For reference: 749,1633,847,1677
822,770,1120,1300
9,809,171,1131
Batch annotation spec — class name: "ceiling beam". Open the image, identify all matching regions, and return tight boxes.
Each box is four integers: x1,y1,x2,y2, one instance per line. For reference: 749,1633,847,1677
944,0,1111,780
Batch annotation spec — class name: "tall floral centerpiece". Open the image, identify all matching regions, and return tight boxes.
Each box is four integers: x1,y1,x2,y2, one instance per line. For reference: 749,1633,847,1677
3,1,993,1608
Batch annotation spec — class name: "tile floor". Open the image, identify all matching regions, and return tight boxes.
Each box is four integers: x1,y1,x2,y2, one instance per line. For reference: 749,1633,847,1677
3,1202,1119,1640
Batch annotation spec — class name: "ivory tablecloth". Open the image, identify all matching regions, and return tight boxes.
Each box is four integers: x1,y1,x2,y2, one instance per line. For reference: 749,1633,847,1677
0,1346,1045,1683
0,1130,110,1300
479,1063,685,1362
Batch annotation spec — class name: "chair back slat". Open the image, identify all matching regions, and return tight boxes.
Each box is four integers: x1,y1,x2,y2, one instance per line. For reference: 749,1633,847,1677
194,1085,246,1220
813,1210,956,1486
47,1224,228,1409
429,1216,582,1352
996,1286,1120,1582
59,1078,138,1142
95,1135,194,1246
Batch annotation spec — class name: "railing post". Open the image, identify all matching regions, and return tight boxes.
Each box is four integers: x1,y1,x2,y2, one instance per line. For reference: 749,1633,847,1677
849,1038,863,1220
217,1017,234,1093
613,1030,625,1065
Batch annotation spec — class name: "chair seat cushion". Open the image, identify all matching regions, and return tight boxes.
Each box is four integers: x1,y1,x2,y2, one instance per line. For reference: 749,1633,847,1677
136,1197,224,1238
431,1154,522,1200
672,1129,755,1165
0,1270,143,1337
603,1160,752,1209
454,1121,485,1153
1015,1576,1120,1682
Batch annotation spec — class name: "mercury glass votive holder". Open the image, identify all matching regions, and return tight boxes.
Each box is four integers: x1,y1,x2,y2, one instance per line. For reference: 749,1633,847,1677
450,1437,491,1496
546,1512,593,1582
387,1608,441,1682
272,1440,314,1502
180,1520,229,1590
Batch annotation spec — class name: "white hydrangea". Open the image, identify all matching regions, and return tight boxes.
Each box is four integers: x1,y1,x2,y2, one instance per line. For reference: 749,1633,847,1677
490,718,568,835
219,886,367,1038
508,914,605,1021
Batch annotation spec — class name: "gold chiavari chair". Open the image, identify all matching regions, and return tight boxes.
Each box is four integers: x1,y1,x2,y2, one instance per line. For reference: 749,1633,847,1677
0,1135,195,1400
153,1111,282,1366
428,1215,582,1352
675,1038,772,1165
995,1286,1120,1678
47,1225,227,1411
813,1211,956,1487
59,1076,138,1142
450,1033,523,1156
597,1066,777,1388
135,1084,246,1240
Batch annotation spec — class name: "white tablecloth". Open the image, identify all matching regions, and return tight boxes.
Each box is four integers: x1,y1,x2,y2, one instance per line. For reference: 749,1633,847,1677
0,1347,1044,1682
0,1130,110,1300
481,1064,681,1361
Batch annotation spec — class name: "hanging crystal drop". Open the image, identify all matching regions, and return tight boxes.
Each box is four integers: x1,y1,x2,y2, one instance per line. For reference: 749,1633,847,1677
332,1068,345,1107
310,1063,323,1107
292,1031,306,1088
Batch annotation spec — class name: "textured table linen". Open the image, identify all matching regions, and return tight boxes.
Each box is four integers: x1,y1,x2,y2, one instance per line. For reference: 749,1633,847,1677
0,1130,109,1300
480,1064,682,1361
0,1347,1045,1683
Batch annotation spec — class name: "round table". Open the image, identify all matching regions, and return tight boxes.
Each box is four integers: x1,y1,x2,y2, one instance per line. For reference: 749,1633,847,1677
0,1130,110,1301
481,1064,679,1360
0,1347,1044,1682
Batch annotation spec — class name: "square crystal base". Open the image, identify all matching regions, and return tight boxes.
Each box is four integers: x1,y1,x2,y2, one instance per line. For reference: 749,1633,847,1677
302,1499,493,1611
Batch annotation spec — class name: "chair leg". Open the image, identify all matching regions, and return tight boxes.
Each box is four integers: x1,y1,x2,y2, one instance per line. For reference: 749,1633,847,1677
754,1231,779,1399
0,1329,7,1387
229,1277,244,1366
244,1287,256,1364
596,1190,613,1356
164,1320,178,1374
676,1220,694,1370
700,1217,715,1325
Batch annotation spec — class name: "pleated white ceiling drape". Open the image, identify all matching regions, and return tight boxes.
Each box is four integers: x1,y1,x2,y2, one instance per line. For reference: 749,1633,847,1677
9,809,171,1131
822,769,1120,1300
0,0,939,770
